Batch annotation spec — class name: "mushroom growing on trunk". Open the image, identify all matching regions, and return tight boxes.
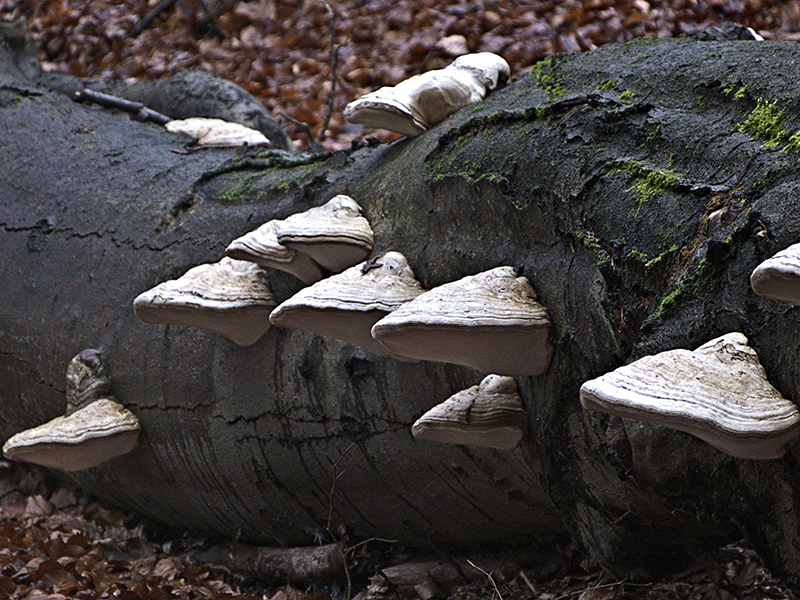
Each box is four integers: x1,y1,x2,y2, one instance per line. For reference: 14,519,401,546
344,52,510,137
412,374,528,449
165,117,271,147
580,332,800,459
750,242,800,305
370,266,552,376
268,251,425,360
3,349,140,471
226,219,327,285
275,195,374,274
133,257,276,347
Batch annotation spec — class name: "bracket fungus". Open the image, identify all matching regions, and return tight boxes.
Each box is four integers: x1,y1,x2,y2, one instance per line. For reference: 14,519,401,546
274,195,374,274
269,251,425,360
3,349,140,471
226,219,326,285
344,52,510,137
580,332,800,459
133,257,276,347
750,242,800,305
412,374,528,449
165,117,270,147
370,266,552,376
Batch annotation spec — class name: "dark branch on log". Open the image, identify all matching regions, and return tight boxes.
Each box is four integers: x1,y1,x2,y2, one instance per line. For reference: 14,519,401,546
75,88,172,125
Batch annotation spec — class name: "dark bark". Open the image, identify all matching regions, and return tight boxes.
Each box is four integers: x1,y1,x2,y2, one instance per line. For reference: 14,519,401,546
4,24,800,590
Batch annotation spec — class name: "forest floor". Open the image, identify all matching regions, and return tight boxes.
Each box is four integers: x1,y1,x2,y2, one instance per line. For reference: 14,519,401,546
2,0,800,598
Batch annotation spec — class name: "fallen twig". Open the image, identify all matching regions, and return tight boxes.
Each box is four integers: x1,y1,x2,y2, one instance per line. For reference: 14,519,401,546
128,0,179,38
74,88,171,125
467,559,504,600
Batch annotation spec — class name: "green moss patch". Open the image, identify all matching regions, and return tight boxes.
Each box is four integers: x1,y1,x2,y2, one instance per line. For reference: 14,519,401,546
738,98,786,147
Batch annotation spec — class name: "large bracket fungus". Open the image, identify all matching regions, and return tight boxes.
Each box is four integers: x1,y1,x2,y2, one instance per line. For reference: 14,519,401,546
268,251,425,360
3,350,140,471
132,256,277,347
580,333,800,460
412,374,528,450
344,52,510,137
274,195,374,274
226,219,327,285
371,266,552,376
750,242,800,305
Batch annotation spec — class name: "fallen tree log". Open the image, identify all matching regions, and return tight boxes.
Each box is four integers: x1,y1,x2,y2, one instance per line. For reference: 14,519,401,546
3,23,800,591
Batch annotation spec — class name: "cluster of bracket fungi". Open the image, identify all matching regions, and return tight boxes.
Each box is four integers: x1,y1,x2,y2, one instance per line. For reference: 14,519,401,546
5,52,800,478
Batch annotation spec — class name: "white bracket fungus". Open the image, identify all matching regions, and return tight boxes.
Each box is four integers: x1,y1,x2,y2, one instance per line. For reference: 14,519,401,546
3,349,140,471
412,374,528,449
133,257,276,347
371,266,552,376
344,52,510,137
226,219,326,285
165,117,271,147
274,195,374,274
268,251,425,360
750,242,800,305
580,332,800,459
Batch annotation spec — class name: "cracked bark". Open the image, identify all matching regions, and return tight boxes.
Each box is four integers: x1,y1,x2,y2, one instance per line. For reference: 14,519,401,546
4,26,800,590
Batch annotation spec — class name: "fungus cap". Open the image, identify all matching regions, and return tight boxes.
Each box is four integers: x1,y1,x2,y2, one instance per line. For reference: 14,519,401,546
275,195,374,274
344,52,509,137
371,266,552,376
412,374,528,449
165,117,270,147
226,220,326,285
580,332,800,459
750,242,800,305
133,257,276,346
269,251,425,360
3,398,140,471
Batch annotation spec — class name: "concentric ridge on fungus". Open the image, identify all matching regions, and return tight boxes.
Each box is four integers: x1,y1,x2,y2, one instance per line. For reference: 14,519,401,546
580,332,800,459
269,251,425,360
412,374,528,449
371,266,552,376
133,256,276,347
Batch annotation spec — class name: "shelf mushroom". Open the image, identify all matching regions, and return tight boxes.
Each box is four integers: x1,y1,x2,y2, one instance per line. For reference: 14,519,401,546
226,219,326,285
133,256,276,347
412,374,528,449
3,349,141,471
750,242,800,305
274,195,374,274
344,52,510,137
580,332,800,459
370,266,552,376
269,251,425,360
165,117,270,147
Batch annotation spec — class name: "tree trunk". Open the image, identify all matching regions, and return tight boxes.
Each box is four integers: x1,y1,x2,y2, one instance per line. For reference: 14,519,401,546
3,26,800,590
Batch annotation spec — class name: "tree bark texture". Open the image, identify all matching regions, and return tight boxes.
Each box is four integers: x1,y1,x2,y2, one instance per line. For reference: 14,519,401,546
3,30,800,589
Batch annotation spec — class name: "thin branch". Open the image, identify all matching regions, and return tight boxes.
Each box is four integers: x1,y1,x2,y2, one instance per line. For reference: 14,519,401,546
128,0,179,38
74,89,172,125
317,0,340,142
467,559,503,600
325,442,355,600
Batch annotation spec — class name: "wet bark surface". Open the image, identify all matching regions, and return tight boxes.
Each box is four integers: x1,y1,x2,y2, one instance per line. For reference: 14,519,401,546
4,29,800,591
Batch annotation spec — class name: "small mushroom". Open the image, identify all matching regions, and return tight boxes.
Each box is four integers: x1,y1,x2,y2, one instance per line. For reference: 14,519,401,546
133,257,276,347
275,195,374,274
412,374,528,449
269,251,425,360
165,117,270,147
344,52,510,137
580,332,800,459
750,242,800,305
226,219,327,285
371,266,552,376
3,349,140,471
